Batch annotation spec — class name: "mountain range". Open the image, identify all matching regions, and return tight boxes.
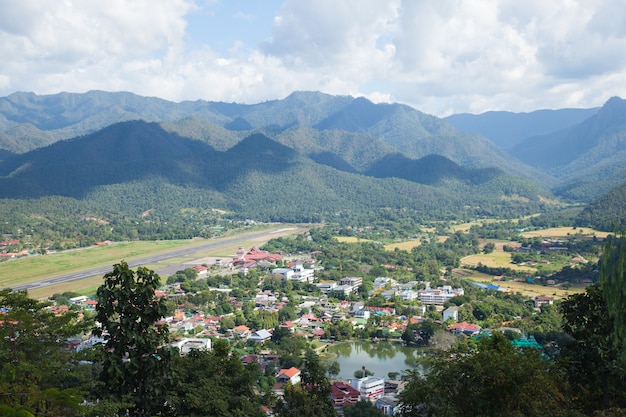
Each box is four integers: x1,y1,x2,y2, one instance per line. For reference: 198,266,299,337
0,90,625,227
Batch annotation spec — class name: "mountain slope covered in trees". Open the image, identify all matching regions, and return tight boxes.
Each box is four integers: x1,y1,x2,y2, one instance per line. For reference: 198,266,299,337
0,120,551,223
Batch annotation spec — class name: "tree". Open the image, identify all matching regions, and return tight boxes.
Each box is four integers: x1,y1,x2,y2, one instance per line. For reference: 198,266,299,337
327,361,341,379
343,400,386,417
560,283,626,414
0,290,89,416
93,261,172,417
600,232,626,363
398,332,575,417
483,242,495,254
353,368,374,379
274,348,336,417
167,339,265,417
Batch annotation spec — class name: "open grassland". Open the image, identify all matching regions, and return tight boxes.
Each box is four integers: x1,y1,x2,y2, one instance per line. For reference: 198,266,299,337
461,250,535,272
521,227,610,239
456,268,586,299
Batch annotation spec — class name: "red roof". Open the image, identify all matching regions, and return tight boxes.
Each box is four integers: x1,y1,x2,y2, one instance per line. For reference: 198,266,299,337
448,321,480,332
278,367,300,379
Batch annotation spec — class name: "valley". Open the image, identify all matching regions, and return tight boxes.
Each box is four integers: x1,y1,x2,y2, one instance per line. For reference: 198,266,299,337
1,90,625,416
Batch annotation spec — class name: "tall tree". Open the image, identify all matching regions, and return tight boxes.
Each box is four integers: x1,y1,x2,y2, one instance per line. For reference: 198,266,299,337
167,339,265,417
600,232,626,363
93,261,172,417
0,289,88,416
560,283,626,413
274,348,336,417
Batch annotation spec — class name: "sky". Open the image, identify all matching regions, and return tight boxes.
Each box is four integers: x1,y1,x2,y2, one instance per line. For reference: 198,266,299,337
1,0,626,116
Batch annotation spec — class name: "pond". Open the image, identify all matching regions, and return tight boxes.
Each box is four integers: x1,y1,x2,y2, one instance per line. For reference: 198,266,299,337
324,340,429,380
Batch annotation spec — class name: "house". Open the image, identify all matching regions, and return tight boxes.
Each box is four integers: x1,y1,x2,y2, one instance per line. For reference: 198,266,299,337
534,296,554,309
241,354,259,365
192,265,208,276
331,381,360,407
276,367,301,385
249,329,273,343
232,325,251,339
447,321,481,336
376,396,399,416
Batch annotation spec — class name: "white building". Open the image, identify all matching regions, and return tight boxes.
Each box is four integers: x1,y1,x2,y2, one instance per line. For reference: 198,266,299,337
171,338,211,355
443,305,459,322
351,376,385,401
272,260,315,283
419,285,464,305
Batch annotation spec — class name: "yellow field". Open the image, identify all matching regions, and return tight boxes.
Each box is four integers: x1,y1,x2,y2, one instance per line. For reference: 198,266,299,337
385,239,422,251
458,268,585,299
335,236,372,243
521,227,610,239
461,250,535,272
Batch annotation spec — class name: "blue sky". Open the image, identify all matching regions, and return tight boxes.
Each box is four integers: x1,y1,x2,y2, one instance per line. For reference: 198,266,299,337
1,0,625,116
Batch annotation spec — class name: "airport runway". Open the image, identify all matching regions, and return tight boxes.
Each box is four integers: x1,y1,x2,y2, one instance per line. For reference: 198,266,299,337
8,227,302,293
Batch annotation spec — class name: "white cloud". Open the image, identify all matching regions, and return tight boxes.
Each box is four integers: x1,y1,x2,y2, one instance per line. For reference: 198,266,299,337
1,0,625,115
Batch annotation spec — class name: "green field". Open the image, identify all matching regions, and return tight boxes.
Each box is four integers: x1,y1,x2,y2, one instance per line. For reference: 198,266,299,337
0,240,196,288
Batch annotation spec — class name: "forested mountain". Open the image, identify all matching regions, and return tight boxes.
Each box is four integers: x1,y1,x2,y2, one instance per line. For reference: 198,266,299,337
511,96,626,201
0,120,550,223
577,180,626,231
2,89,625,212
0,90,553,187
445,107,598,150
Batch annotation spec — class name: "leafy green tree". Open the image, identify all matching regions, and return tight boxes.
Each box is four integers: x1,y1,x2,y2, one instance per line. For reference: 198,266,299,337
167,339,265,417
275,348,336,417
327,361,341,379
93,261,172,417
0,289,89,416
398,332,575,417
483,242,496,254
560,283,626,414
343,400,386,417
353,368,374,378
600,232,626,363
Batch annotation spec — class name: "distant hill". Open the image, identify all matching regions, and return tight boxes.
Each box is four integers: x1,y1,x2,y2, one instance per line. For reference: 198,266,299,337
445,108,598,150
0,121,550,222
511,97,626,201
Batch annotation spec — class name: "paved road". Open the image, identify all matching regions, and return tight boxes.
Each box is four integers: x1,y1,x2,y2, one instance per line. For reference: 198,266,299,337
9,227,301,293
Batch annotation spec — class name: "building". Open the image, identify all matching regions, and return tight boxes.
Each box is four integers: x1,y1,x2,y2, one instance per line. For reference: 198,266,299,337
272,260,315,283
419,285,464,305
331,381,360,407
376,396,399,416
276,367,301,385
447,321,481,336
443,305,459,322
351,376,385,401
171,338,211,355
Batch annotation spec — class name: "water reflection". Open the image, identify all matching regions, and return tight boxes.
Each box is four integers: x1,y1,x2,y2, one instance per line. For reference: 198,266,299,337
326,340,429,380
